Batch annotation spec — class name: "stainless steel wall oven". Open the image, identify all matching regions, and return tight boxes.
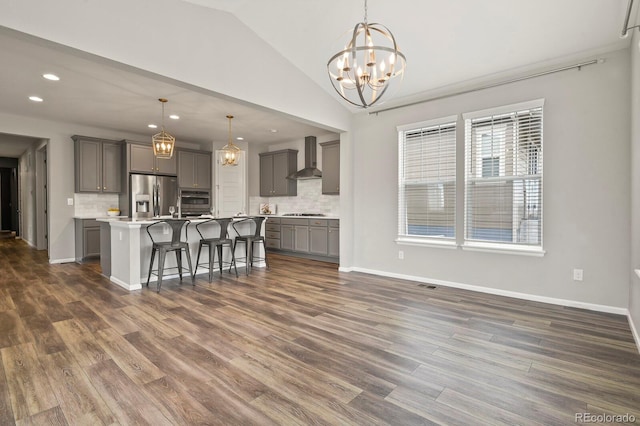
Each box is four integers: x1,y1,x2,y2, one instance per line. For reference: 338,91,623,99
179,190,211,216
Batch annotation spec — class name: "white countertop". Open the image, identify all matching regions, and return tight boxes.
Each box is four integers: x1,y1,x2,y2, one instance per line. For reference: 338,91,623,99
74,215,127,219
97,215,258,226
267,215,339,220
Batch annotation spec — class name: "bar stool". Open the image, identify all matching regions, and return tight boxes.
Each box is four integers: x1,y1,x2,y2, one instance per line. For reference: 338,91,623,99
194,218,238,282
230,216,269,275
145,219,194,292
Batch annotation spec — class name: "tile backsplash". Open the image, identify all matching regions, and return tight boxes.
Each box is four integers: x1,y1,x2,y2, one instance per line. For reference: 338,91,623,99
250,179,339,216
74,193,120,217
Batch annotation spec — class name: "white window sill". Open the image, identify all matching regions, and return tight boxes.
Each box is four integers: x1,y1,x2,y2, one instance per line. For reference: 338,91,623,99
396,237,458,250
462,242,545,257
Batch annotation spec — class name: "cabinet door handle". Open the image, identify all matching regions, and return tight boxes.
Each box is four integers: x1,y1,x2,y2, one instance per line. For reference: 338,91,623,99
103,187,106,190
96,186,100,190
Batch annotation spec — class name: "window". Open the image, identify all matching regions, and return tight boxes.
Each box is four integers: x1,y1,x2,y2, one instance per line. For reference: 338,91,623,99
464,100,543,248
397,100,544,254
398,116,456,242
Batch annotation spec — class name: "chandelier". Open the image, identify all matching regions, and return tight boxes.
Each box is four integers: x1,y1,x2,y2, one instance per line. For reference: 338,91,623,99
152,98,175,158
327,0,406,108
221,115,240,166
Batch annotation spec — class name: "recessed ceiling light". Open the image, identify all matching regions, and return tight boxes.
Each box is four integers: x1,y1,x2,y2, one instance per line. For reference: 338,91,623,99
148,124,157,129
236,137,244,141
269,129,278,133
42,73,60,81
29,96,44,102
169,114,179,120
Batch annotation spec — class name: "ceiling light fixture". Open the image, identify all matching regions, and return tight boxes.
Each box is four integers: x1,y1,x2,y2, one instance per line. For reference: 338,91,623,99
327,0,406,108
148,124,157,129
221,115,241,166
151,98,175,159
29,96,43,102
42,73,60,81
169,114,180,120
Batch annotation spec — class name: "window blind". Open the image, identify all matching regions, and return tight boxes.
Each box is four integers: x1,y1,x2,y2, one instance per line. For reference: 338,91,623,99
464,105,543,247
398,119,456,240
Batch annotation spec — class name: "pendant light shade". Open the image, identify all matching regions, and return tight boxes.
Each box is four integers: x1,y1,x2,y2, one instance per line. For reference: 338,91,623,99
152,98,175,159
327,0,406,108
221,115,240,166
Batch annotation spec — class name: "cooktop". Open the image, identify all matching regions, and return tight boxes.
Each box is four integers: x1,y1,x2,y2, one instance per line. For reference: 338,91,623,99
282,213,325,217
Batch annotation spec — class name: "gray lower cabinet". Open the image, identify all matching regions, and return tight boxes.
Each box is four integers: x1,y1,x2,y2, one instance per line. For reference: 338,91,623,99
328,219,339,257
294,225,309,252
309,219,329,255
75,219,101,262
267,217,339,261
320,140,340,195
265,218,281,249
280,224,295,251
73,135,123,193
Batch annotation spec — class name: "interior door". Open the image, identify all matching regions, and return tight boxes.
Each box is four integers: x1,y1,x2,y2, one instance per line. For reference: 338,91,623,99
215,150,246,217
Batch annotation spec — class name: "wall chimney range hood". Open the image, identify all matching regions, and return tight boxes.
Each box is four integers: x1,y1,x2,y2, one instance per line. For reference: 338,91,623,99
287,136,322,180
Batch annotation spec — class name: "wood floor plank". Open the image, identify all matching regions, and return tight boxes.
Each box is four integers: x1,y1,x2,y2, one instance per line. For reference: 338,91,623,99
435,387,546,426
0,343,59,421
86,359,172,425
95,328,165,386
0,351,16,426
21,313,66,355
52,319,111,367
0,241,638,425
0,310,32,350
15,405,68,426
38,350,115,425
143,375,225,425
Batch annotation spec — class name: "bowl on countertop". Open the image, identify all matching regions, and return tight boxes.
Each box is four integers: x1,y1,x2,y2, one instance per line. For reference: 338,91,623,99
106,210,120,217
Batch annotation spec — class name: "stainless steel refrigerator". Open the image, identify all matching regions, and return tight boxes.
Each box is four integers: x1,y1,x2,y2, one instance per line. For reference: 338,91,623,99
130,174,178,218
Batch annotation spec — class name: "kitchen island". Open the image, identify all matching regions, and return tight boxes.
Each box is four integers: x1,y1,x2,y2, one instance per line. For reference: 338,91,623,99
98,216,264,291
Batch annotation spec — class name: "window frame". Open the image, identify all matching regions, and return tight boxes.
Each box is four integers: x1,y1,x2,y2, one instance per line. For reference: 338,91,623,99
463,99,545,254
397,115,458,247
396,99,545,256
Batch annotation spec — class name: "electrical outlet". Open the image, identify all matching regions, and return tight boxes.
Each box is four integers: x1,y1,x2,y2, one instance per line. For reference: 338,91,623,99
398,250,404,260
573,269,583,281
67,198,73,206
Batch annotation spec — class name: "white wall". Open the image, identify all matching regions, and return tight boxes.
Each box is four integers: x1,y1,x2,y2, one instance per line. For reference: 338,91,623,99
0,111,157,263
348,48,631,309
630,32,640,344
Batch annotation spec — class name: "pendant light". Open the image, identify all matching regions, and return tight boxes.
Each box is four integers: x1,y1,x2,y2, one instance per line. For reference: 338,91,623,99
327,0,406,108
152,98,175,158
221,115,241,166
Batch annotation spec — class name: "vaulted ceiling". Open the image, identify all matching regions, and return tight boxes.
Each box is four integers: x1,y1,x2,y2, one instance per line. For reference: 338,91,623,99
0,0,635,158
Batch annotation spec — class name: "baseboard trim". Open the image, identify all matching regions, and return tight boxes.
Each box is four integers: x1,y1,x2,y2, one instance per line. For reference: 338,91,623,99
49,257,75,264
629,312,640,355
110,276,142,291
348,266,629,316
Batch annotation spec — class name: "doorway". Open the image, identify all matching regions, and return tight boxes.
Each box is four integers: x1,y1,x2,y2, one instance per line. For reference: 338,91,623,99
0,158,19,236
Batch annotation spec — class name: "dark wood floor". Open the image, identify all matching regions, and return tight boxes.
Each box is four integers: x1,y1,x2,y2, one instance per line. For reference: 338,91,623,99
0,239,639,425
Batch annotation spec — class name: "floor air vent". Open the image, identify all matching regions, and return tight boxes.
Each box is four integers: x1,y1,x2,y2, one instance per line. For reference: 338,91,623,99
417,284,437,289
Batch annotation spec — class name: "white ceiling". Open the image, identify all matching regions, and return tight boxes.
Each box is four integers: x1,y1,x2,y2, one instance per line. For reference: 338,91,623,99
0,0,634,159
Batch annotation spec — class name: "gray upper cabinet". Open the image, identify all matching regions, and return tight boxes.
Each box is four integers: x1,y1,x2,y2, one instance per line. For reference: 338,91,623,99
259,149,297,196
320,141,340,194
129,143,177,175
178,150,211,189
73,135,123,193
